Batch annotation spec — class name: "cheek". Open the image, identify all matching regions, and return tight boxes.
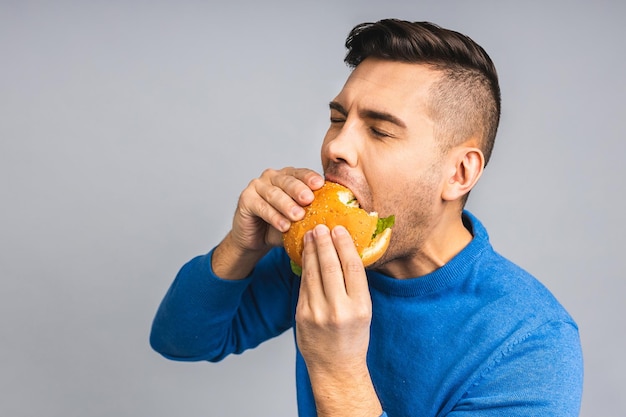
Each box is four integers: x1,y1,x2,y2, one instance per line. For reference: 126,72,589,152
374,166,443,218
380,178,441,254
320,133,332,166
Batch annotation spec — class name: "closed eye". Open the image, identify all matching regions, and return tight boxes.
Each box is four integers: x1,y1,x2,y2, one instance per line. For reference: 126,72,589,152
370,127,391,138
329,101,348,124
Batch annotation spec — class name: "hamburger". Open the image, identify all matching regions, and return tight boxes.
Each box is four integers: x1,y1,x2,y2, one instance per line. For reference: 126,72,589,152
283,181,394,275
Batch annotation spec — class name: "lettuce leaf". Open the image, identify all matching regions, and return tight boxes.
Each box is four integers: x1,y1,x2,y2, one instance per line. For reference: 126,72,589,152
374,214,395,237
290,260,302,276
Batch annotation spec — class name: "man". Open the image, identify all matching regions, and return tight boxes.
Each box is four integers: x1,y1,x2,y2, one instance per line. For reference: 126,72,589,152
151,19,583,416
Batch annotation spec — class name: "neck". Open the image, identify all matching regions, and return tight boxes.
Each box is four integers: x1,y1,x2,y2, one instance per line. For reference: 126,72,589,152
378,212,472,279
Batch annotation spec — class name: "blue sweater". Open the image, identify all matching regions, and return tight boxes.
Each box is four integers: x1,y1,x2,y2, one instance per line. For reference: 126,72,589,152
151,212,583,416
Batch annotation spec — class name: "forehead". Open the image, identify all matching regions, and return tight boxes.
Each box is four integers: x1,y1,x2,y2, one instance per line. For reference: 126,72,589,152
335,58,440,113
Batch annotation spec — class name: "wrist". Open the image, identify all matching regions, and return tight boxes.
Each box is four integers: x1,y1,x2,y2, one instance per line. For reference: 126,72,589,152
211,232,267,280
308,364,382,417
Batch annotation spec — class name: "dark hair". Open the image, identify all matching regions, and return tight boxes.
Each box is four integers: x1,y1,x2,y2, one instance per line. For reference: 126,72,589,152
345,19,501,166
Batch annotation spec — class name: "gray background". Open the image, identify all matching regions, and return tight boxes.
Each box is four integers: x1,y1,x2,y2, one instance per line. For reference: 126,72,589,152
1,1,624,416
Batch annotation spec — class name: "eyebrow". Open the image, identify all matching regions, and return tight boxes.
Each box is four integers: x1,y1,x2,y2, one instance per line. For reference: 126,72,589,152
329,101,407,129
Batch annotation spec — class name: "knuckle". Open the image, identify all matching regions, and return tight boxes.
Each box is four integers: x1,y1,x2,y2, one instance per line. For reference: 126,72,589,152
344,258,363,274
260,168,277,179
240,181,255,200
300,265,316,283
327,307,368,330
247,177,263,190
355,305,372,322
296,305,322,327
294,305,307,325
265,184,282,201
321,262,342,276
326,310,345,329
281,166,296,175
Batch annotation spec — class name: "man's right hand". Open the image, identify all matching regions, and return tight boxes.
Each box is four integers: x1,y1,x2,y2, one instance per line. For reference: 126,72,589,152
212,167,324,280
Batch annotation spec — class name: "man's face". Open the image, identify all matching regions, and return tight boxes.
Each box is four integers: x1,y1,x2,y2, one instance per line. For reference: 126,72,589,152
321,58,448,267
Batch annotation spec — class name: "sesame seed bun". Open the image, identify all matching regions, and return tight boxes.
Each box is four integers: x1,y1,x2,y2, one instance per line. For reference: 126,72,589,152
283,181,392,268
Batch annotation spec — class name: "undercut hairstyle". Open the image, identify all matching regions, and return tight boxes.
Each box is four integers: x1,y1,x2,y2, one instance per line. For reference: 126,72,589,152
344,19,501,167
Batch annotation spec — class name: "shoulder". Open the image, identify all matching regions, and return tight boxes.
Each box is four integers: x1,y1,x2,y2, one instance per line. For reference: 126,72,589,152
464,211,576,325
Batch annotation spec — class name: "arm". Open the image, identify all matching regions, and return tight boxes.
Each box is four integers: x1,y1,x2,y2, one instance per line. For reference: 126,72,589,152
296,224,383,417
150,248,294,361
150,167,324,359
447,320,583,416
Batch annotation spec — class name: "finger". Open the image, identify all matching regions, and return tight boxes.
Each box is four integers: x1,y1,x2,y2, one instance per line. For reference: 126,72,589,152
255,167,320,225
294,168,325,192
239,182,292,233
331,225,369,300
282,167,325,190
299,229,324,301
251,176,304,227
270,167,324,207
312,224,349,301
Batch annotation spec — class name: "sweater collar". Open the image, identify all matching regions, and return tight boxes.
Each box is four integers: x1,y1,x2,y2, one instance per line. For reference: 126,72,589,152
366,211,491,297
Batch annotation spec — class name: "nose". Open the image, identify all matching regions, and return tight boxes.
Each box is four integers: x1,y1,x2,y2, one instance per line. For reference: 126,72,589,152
322,123,360,168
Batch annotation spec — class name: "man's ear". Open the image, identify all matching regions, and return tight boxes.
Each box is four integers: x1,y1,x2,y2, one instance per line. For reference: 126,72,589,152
442,146,485,202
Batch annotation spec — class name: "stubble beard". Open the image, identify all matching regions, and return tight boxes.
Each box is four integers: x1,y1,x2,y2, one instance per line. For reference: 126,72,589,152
323,161,444,274
371,166,443,272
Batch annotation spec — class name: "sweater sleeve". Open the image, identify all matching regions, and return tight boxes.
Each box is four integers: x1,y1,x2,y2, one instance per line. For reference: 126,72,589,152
447,319,583,416
150,247,296,361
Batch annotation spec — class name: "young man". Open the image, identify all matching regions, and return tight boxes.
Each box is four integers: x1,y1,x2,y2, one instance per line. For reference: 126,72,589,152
151,19,583,416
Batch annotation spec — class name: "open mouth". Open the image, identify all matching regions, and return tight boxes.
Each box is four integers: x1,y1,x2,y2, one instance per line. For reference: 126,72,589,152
325,176,362,208
337,189,360,208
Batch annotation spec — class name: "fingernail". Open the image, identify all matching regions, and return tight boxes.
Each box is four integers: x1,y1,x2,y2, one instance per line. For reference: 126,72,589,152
314,224,329,236
311,176,324,187
298,188,314,204
304,230,313,243
333,225,348,236
279,219,290,232
292,205,305,218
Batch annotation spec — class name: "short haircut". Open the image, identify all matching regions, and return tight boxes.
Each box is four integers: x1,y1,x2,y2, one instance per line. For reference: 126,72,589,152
344,19,501,166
